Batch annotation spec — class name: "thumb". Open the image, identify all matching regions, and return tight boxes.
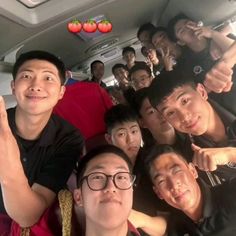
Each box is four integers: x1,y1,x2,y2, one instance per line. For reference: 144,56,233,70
191,143,201,152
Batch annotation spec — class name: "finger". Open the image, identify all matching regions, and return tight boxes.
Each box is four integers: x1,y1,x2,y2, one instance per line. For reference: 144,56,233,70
191,143,201,152
0,96,10,133
222,81,233,92
208,156,217,171
204,78,227,93
159,48,165,58
166,47,170,56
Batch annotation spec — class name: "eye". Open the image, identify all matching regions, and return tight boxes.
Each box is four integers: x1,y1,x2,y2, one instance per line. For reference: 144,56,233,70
22,74,31,79
131,129,139,134
181,97,189,105
90,173,105,180
117,132,126,137
157,178,166,186
165,110,175,118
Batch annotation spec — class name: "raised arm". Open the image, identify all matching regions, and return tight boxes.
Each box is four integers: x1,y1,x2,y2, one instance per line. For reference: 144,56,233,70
0,96,55,227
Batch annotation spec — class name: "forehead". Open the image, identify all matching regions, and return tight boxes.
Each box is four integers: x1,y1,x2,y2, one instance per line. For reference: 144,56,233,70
114,67,127,74
175,19,188,30
112,121,139,133
85,153,129,174
157,85,195,108
151,152,186,174
17,59,59,73
131,69,149,78
92,62,104,70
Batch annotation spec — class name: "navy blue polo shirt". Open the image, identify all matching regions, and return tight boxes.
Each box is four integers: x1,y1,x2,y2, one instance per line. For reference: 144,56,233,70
0,107,84,213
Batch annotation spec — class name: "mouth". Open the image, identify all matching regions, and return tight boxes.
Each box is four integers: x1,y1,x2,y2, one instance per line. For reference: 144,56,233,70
100,198,121,205
26,95,46,100
174,190,188,202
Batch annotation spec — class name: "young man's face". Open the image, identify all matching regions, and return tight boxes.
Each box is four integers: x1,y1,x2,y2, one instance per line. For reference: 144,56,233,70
123,52,135,65
131,69,153,90
74,153,133,230
152,31,178,58
92,62,104,81
106,121,142,164
156,84,211,136
150,152,200,212
113,68,130,87
11,59,65,116
139,97,174,136
139,30,151,47
174,19,200,45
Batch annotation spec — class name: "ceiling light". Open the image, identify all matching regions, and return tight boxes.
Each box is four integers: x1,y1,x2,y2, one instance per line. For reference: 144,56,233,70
17,0,49,8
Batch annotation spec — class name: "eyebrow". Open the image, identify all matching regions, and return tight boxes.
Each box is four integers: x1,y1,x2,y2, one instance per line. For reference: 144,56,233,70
86,165,129,173
159,91,187,113
153,163,180,180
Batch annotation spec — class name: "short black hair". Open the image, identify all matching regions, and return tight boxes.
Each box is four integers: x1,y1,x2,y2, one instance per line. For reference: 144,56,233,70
129,61,152,78
145,144,187,178
133,87,149,117
150,26,167,42
12,50,66,84
90,60,104,72
141,46,148,57
148,69,196,108
137,23,156,39
76,144,133,187
104,104,138,134
112,63,127,75
122,46,136,56
167,13,190,42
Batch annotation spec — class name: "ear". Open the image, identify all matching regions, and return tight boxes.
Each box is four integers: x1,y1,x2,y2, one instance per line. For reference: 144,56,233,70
58,85,66,100
11,80,15,95
153,185,163,200
105,133,112,144
196,83,208,100
73,188,83,207
138,118,146,129
177,40,185,46
188,162,198,179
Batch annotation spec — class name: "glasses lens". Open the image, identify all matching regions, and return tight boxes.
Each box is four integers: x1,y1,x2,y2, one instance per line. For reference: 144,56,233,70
114,172,135,190
87,172,106,190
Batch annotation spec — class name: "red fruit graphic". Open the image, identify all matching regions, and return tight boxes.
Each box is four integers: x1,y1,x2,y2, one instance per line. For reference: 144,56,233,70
83,19,97,33
67,20,82,33
97,20,112,33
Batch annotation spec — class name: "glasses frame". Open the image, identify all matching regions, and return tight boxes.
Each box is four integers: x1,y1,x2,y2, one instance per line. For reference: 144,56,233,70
80,171,136,191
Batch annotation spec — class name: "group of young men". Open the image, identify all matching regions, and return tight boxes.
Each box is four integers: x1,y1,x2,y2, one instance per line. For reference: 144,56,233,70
1,12,236,236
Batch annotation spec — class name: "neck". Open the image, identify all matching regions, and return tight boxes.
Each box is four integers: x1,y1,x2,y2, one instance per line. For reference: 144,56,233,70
15,106,51,140
127,62,135,69
203,106,227,143
85,221,128,236
184,184,203,222
188,39,207,53
154,129,176,145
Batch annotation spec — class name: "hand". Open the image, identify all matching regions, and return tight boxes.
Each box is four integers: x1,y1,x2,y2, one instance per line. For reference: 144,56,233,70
186,23,213,39
192,143,233,171
159,47,175,71
0,96,21,182
209,41,222,61
204,60,233,93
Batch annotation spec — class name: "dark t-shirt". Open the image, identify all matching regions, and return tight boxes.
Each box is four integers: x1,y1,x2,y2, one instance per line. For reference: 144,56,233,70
167,178,236,236
0,107,84,213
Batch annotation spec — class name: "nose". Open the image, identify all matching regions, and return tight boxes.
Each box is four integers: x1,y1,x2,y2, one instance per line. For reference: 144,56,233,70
167,177,181,193
177,109,191,124
28,78,42,92
103,177,116,192
126,132,134,143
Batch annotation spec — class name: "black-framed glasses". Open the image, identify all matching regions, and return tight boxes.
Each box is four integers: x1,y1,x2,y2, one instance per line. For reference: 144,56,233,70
80,172,136,191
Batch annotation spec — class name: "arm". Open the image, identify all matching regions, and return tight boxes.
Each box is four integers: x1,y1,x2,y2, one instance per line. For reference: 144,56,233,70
129,209,167,236
0,96,55,227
